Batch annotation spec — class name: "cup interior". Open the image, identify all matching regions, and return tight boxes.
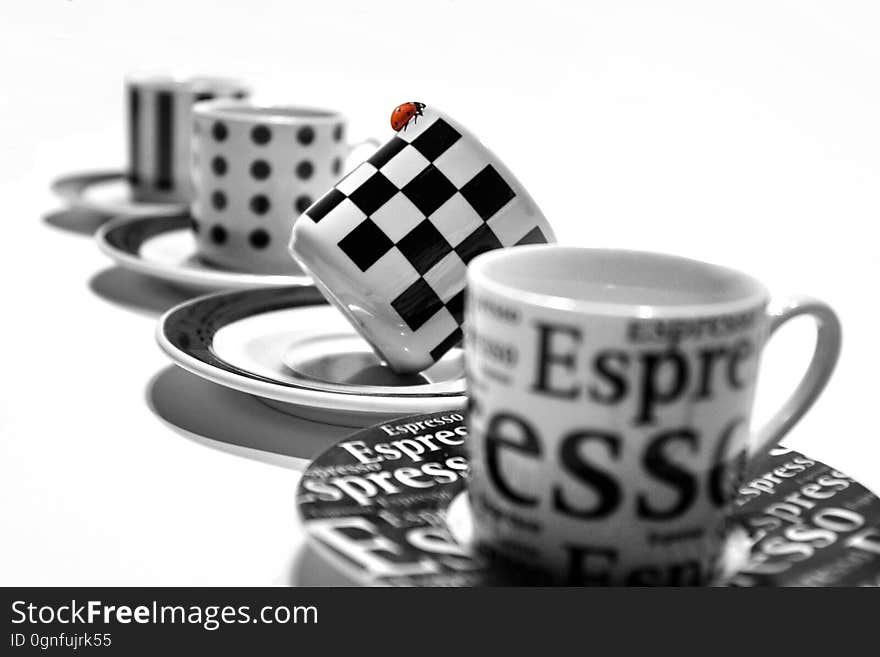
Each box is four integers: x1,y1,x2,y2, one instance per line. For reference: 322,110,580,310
471,246,767,314
194,101,342,124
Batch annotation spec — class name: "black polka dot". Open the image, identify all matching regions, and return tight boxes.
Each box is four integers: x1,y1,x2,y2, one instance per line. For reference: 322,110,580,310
210,225,227,244
212,121,228,141
251,125,272,145
297,126,315,145
211,156,227,176
333,124,344,142
249,229,271,249
250,160,271,180
250,194,271,215
294,195,312,213
332,157,342,175
296,160,314,180
211,190,227,210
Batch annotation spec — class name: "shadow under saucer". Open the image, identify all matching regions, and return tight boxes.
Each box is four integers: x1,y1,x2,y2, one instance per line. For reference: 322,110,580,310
43,207,112,236
89,266,199,316
146,365,352,470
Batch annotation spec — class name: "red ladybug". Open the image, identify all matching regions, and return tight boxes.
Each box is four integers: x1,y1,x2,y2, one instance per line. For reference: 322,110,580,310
391,101,426,132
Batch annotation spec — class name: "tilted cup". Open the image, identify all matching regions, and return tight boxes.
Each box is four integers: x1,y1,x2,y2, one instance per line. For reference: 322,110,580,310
192,101,357,274
290,105,556,373
465,246,841,585
126,74,249,204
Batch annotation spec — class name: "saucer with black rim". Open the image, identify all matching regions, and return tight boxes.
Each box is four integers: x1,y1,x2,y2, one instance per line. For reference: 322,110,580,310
98,213,311,291
157,286,466,427
51,170,187,217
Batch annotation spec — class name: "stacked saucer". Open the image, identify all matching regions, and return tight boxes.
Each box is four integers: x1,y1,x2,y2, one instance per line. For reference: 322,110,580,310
153,102,553,425
54,74,249,219
97,91,370,291
55,74,369,291
50,82,861,587
53,85,547,426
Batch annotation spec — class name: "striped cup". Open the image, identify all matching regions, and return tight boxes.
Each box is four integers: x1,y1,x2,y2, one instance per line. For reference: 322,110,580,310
125,74,249,204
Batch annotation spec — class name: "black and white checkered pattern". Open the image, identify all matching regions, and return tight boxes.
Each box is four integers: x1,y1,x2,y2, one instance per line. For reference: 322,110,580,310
295,110,551,369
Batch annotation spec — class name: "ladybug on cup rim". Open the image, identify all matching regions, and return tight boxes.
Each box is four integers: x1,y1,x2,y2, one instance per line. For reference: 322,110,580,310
391,101,426,132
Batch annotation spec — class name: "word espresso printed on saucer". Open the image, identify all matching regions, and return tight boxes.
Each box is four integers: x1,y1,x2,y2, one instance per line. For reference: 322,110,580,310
302,412,469,507
297,412,544,586
730,446,880,587
297,412,475,585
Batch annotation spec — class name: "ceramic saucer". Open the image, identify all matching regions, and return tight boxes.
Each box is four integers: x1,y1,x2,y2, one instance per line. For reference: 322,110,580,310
157,287,467,427
98,214,311,291
296,411,880,586
51,170,186,217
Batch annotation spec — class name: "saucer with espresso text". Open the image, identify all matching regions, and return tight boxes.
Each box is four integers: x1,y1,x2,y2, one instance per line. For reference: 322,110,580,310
51,170,187,217
157,287,466,427
98,213,311,291
296,411,880,586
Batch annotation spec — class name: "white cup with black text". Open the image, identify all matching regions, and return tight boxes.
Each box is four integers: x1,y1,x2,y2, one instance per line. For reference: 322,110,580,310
464,246,841,585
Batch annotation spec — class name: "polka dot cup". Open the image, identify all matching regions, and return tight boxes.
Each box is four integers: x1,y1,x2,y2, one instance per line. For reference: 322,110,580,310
192,101,353,274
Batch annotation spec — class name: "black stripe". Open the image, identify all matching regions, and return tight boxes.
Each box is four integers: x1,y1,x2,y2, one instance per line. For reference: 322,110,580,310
194,92,214,102
155,91,174,191
127,87,140,185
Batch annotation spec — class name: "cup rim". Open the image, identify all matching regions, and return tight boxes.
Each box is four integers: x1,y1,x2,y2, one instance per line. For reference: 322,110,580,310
193,99,345,125
468,245,770,318
125,73,248,95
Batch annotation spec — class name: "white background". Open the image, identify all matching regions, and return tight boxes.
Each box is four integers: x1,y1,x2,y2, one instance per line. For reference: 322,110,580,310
1,0,878,584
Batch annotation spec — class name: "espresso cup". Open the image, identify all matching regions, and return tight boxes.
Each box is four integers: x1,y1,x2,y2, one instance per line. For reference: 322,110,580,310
126,74,249,204
192,101,359,274
465,246,841,585
289,104,556,373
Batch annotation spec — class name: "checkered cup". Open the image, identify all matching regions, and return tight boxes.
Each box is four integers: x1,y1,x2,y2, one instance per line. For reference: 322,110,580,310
289,105,556,373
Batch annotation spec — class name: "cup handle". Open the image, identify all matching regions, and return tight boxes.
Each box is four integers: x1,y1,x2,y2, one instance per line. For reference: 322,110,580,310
748,295,842,461
343,138,381,174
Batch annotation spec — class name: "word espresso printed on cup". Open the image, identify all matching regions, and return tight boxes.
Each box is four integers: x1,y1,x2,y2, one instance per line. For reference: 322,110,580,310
473,308,760,426
465,246,841,585
467,303,755,583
